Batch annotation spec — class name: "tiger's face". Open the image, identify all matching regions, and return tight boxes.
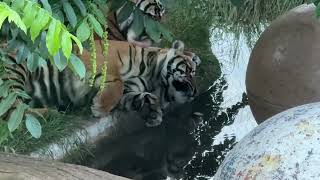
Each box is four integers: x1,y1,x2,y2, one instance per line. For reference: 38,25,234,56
136,0,165,20
163,41,201,104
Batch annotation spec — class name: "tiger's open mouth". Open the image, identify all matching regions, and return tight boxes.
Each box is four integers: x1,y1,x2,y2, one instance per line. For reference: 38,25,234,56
172,80,196,98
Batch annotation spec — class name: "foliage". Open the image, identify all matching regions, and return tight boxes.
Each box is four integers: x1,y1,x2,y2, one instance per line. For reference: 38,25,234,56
0,110,84,153
185,0,312,46
0,0,107,142
111,0,173,42
162,0,221,93
314,0,320,17
0,0,174,145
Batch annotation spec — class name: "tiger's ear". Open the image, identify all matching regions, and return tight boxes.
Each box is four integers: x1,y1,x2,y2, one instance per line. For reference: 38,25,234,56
172,40,184,53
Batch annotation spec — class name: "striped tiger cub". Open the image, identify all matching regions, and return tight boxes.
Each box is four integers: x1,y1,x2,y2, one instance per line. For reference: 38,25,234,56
2,40,200,127
108,0,165,47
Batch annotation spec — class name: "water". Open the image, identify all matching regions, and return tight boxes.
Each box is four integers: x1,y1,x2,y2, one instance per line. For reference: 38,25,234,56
183,30,258,179
82,30,259,180
210,29,257,145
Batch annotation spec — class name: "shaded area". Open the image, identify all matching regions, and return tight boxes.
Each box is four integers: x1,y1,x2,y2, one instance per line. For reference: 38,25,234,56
75,76,249,180
184,77,248,179
80,104,202,180
162,0,221,93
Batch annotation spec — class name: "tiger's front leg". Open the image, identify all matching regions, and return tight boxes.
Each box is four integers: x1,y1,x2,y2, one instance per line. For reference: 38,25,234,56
119,78,163,127
91,80,124,117
120,91,163,127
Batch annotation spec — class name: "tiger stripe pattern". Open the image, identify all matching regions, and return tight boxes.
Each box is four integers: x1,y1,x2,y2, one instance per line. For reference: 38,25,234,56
2,40,200,127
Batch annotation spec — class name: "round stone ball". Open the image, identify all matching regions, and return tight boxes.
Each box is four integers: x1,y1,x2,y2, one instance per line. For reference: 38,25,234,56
246,4,320,124
214,102,320,180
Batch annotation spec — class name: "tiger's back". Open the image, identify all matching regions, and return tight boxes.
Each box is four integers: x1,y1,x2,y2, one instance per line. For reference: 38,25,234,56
4,39,200,126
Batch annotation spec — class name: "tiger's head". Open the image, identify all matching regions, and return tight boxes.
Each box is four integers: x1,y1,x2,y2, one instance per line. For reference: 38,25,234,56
162,40,201,104
136,0,165,20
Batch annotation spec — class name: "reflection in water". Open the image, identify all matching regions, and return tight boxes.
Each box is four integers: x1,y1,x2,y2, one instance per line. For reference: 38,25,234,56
183,77,249,179
83,104,202,180
89,75,253,180
84,31,258,179
181,30,258,179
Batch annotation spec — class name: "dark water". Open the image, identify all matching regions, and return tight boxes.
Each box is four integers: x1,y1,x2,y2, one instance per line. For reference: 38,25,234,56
79,31,258,180
78,1,260,178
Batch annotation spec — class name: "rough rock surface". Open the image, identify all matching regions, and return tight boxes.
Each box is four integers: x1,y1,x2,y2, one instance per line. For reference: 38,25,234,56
214,102,320,179
246,4,320,123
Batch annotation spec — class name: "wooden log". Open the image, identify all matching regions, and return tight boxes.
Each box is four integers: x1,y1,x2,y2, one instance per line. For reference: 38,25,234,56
0,152,130,180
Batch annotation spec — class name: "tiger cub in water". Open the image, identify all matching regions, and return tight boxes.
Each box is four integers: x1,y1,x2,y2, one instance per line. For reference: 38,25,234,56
108,0,165,47
4,40,200,127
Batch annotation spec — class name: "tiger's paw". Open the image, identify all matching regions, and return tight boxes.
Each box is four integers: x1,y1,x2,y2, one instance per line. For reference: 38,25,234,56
134,93,163,127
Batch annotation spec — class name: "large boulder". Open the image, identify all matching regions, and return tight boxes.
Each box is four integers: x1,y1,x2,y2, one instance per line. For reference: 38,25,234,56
214,102,320,179
246,4,320,123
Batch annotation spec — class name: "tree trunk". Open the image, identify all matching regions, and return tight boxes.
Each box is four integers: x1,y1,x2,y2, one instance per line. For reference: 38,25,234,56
0,152,130,180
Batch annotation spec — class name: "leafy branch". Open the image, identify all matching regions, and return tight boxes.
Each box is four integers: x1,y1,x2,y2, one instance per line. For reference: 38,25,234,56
111,0,174,43
1,0,83,59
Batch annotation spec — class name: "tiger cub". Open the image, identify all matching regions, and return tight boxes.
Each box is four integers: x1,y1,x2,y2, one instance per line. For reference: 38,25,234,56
108,0,165,47
4,40,200,127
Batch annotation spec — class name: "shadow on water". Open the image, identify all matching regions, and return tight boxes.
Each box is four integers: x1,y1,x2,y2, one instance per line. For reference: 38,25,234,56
184,77,249,179
79,1,260,179
81,75,251,180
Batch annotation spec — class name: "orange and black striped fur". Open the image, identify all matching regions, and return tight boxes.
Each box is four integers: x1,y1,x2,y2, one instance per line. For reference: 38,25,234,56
3,40,200,127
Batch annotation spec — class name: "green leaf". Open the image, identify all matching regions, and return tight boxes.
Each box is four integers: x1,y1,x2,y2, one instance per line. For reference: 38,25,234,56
131,9,144,37
0,93,17,117
0,81,11,98
39,32,50,58
15,90,31,100
8,103,28,132
46,19,62,56
27,53,40,72
53,9,65,23
30,9,50,41
62,1,77,28
53,50,68,71
39,0,52,13
61,31,72,59
38,56,47,67
70,34,83,54
76,19,91,42
22,2,38,29
90,3,106,27
111,0,127,11
157,22,173,42
0,6,9,29
25,114,42,139
117,2,134,24
144,16,161,42
69,54,86,79
88,14,103,37
11,0,25,11
73,0,87,16
7,11,27,33
17,45,30,64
